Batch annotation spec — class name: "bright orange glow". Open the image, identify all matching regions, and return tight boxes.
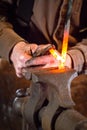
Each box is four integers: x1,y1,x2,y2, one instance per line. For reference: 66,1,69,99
49,30,69,69
49,48,64,69
62,31,69,59
59,30,69,68
49,21,70,69
49,48,62,61
60,20,70,69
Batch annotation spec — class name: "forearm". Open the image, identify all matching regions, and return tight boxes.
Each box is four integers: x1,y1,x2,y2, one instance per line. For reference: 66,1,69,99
68,39,87,73
0,21,25,61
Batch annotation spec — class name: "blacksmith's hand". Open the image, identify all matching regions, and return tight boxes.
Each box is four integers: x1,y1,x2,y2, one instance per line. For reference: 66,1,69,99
10,42,72,78
10,42,53,78
25,50,72,71
10,42,38,78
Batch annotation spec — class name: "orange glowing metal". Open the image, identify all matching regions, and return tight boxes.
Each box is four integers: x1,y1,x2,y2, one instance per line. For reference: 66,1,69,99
49,48,64,67
49,0,73,69
61,31,69,60
49,30,69,68
60,20,70,69
49,20,70,69
58,31,69,69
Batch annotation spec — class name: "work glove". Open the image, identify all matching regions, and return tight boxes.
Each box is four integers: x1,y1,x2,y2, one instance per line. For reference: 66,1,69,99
10,42,72,78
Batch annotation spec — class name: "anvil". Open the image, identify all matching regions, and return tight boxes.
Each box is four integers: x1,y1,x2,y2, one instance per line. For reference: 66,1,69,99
22,67,78,129
24,67,77,107
13,67,87,130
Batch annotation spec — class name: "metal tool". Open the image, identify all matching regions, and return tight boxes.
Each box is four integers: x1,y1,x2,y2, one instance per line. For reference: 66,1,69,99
32,44,53,57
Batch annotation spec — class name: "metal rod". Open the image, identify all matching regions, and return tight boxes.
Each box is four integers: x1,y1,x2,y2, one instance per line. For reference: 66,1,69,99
60,0,73,68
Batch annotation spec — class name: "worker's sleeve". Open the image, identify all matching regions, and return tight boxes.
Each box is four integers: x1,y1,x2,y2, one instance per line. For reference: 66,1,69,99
0,22,25,61
67,39,87,73
0,1,25,61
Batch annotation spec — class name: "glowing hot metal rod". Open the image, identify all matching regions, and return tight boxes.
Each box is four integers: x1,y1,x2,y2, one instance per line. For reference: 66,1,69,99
61,0,73,68
49,48,64,63
49,0,73,69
